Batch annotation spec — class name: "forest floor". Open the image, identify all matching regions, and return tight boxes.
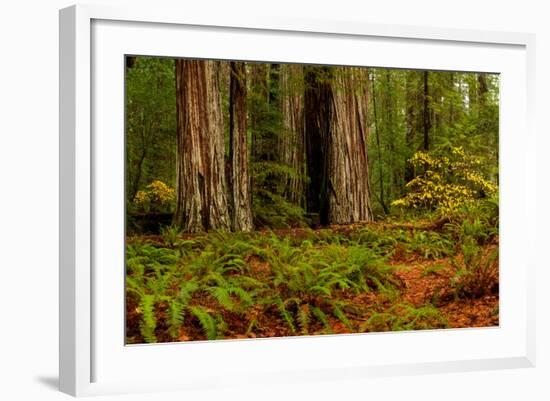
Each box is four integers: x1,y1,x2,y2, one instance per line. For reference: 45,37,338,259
125,219,499,344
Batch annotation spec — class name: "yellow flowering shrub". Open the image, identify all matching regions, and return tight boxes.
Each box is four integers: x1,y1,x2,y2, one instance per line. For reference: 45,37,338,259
133,180,175,212
392,147,497,215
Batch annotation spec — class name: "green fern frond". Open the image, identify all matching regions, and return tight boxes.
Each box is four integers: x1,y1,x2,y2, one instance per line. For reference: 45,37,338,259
209,287,235,311
235,275,266,290
298,304,310,334
190,306,217,340
126,276,144,296
227,287,253,308
310,285,332,297
179,280,199,304
201,271,228,287
275,297,296,333
167,301,185,339
139,294,157,343
311,306,332,334
332,304,353,331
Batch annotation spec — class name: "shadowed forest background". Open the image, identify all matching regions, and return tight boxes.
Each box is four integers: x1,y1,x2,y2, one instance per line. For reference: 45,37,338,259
125,57,499,344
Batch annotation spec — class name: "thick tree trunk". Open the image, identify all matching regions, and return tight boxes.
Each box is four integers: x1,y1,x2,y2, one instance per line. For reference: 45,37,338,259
280,64,306,206
173,59,230,232
328,67,372,224
304,66,332,224
229,62,253,231
250,63,269,163
304,66,372,225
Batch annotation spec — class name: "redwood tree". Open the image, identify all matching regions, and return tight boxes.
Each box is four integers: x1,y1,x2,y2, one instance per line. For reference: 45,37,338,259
280,64,306,206
304,66,332,224
304,66,372,225
328,67,372,223
228,62,253,231
173,59,230,232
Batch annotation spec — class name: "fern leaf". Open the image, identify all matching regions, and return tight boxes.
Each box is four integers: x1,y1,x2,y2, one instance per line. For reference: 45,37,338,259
311,306,332,334
310,285,332,297
332,304,353,330
298,304,310,334
190,306,217,340
209,287,235,311
275,297,296,333
139,294,157,343
227,286,253,308
167,301,185,339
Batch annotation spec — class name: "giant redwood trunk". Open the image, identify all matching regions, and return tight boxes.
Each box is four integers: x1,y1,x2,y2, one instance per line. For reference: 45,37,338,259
304,66,372,225
229,62,253,232
328,67,372,223
173,59,230,232
304,66,332,224
280,64,306,206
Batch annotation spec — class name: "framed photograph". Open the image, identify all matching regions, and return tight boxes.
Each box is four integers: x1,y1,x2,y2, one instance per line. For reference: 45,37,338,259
59,4,536,396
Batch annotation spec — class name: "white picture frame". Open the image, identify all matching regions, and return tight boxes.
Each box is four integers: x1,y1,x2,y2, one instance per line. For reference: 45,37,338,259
59,3,536,397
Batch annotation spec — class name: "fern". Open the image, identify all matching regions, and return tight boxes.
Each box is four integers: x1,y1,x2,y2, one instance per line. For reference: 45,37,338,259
311,306,332,334
274,297,296,333
332,303,353,331
139,294,157,343
297,304,310,334
190,306,217,340
209,287,236,311
235,275,266,290
179,280,199,304
227,287,253,308
361,303,448,332
167,301,185,339
309,285,332,297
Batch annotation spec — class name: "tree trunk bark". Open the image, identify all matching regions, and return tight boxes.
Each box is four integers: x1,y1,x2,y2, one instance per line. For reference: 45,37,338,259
304,66,372,225
371,71,388,214
383,70,398,199
404,71,417,183
477,73,488,109
280,64,306,206
304,66,332,224
173,59,230,232
328,67,372,224
422,71,431,151
250,63,268,163
229,62,254,231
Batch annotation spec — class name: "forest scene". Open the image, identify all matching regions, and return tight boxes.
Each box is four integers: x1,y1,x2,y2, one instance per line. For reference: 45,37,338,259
125,56,499,344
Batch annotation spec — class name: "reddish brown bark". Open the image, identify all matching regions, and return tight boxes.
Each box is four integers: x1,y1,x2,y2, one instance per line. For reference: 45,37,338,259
229,62,253,231
174,59,230,232
280,64,306,206
304,66,372,225
328,67,372,223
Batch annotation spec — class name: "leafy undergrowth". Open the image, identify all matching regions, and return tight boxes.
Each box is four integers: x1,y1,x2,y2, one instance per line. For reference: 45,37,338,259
126,202,499,343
